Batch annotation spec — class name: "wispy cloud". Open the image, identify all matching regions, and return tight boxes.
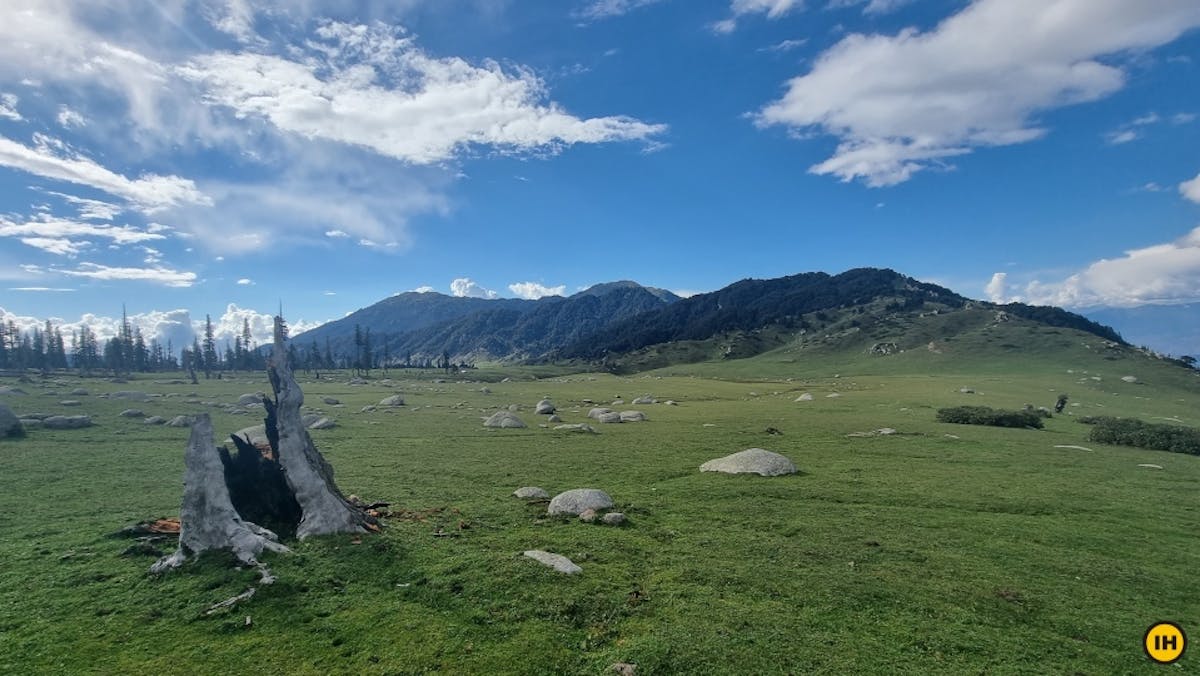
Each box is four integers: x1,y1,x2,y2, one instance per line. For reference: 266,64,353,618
58,262,197,287
713,0,805,33
755,2,1200,186
55,105,86,129
0,93,21,121
758,38,808,54
576,0,668,20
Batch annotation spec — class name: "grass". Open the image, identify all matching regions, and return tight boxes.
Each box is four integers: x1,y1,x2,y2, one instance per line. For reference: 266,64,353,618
0,338,1198,674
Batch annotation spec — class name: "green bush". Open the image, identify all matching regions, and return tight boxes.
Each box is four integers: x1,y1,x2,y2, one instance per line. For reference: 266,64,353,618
1082,416,1200,456
936,406,1044,429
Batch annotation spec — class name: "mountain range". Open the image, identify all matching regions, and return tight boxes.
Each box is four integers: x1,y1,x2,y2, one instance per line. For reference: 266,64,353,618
292,268,1153,370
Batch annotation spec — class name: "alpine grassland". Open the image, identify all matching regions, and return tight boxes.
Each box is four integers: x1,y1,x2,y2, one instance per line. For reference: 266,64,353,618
1,322,1197,674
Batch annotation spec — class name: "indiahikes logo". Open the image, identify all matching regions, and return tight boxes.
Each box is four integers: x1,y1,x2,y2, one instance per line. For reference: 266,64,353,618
1144,622,1187,665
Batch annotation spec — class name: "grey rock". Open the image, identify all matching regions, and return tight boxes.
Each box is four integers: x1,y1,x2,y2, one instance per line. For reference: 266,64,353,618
237,393,264,406
308,417,337,430
523,550,581,574
795,393,814,402
18,418,41,429
322,397,341,405
233,424,268,447
601,512,626,526
579,508,599,523
165,415,192,428
597,412,623,424
1121,375,1139,383
554,423,597,433
547,414,562,423
507,403,521,412
360,405,378,413
69,388,89,396
535,399,556,415
587,407,614,419
632,395,656,405
42,415,93,430
143,416,167,425
119,409,145,418
619,411,646,422
0,386,28,396
0,403,24,438
109,390,150,402
959,388,975,394
548,488,613,516
513,486,550,499
300,413,322,427
700,448,797,476
825,393,842,398
59,400,82,407
380,394,405,407
664,400,678,406
484,411,526,429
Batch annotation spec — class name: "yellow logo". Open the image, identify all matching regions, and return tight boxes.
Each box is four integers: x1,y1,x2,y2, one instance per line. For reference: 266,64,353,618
1144,622,1186,664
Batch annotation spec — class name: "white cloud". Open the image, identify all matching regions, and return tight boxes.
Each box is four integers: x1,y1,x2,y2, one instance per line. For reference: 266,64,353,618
204,0,260,44
178,22,666,165
1019,227,1200,308
40,191,122,220
0,133,210,212
577,0,667,19
1105,129,1139,145
1173,112,1197,125
56,105,87,129
18,237,86,256
412,285,436,293
756,1,1200,186
508,281,567,299
758,39,808,54
236,278,253,285
715,0,804,32
59,262,197,287
984,272,1008,302
325,229,350,238
450,277,498,299
1181,173,1200,204
0,214,165,247
828,0,914,15
0,93,21,121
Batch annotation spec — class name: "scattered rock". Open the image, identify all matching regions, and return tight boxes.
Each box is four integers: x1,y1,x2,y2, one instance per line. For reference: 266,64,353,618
535,399,556,415
59,400,82,407
579,508,599,523
0,386,28,396
959,388,975,394
601,512,626,526
322,397,341,405
69,388,89,396
1121,376,1139,384
825,393,842,399
233,424,268,447
548,488,614,515
380,394,405,407
700,448,797,476
484,411,526,429
632,395,656,405
795,393,814,402
1138,463,1163,469
0,404,24,438
554,423,597,433
523,550,582,574
513,486,550,500
119,409,145,418
109,391,150,402
165,415,192,428
236,393,263,406
1053,444,1094,452
597,412,623,424
143,416,167,425
587,407,614,419
619,411,646,422
42,415,93,430
547,414,562,423
308,417,337,430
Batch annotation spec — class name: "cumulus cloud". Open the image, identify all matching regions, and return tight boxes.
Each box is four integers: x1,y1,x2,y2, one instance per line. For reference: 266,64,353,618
1181,173,1200,203
508,281,567,299
450,277,498,299
178,21,666,165
755,1,1200,186
0,93,21,121
1013,226,1200,308
984,272,1009,302
0,133,210,212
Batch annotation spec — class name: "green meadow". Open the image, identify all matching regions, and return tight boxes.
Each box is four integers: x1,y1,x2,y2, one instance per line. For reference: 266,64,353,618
1,333,1198,674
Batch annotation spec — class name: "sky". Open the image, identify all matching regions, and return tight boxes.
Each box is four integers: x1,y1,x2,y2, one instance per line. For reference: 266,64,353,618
1,0,1198,354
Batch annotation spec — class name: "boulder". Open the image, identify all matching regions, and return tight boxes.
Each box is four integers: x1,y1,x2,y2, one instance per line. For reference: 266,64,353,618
109,391,150,402
1121,376,1139,383
619,411,646,422
484,411,526,429
59,400,82,407
379,394,405,407
523,550,581,574
632,395,656,405
587,407,614,419
597,412,623,424
308,417,337,430
143,416,167,425
119,409,145,418
0,403,24,438
535,399,556,415
700,448,797,477
322,397,341,405
548,488,613,516
233,424,268,447
547,414,562,423
69,388,89,396
237,393,264,406
601,512,626,526
513,486,550,500
0,386,28,396
795,393,814,402
165,415,192,428
42,415,93,430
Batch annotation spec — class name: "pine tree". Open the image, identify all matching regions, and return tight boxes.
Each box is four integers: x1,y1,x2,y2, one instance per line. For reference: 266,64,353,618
202,315,217,379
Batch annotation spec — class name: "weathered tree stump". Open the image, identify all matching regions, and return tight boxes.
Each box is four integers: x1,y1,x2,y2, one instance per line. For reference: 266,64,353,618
153,315,376,575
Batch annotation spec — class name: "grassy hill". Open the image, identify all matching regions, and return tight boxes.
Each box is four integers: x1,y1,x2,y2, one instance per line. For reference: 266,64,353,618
0,336,1196,673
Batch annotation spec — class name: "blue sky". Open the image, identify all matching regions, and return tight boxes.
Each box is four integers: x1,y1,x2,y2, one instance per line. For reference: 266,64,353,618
1,0,1198,353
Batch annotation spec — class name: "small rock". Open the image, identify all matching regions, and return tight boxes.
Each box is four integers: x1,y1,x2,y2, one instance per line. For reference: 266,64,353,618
165,415,191,428
322,397,341,405
601,512,626,526
119,409,145,418
484,411,526,429
42,415,92,430
826,393,842,399
611,663,637,676
632,395,656,405
59,400,82,407
554,423,597,433
579,509,599,523
959,388,975,394
587,407,614,419
308,417,337,430
237,393,263,406
69,388,89,396
1137,463,1163,469
547,414,562,423
619,411,646,422
360,405,378,413
597,412,623,424
535,399,556,415
1121,376,1139,383
523,550,581,574
795,393,814,402
380,395,405,407
143,416,167,425
513,486,550,500
664,400,678,406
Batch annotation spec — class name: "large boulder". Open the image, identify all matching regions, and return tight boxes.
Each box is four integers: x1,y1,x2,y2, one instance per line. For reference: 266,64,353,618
484,411,526,429
42,415,93,430
0,403,24,438
700,448,797,477
548,488,613,516
380,394,405,407
535,399,556,415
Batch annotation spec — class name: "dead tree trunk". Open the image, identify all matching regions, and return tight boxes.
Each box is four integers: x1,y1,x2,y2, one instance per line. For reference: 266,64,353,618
152,414,289,574
267,315,376,539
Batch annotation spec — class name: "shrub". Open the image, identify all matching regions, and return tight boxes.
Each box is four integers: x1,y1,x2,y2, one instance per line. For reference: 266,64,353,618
1082,417,1200,456
936,406,1044,429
